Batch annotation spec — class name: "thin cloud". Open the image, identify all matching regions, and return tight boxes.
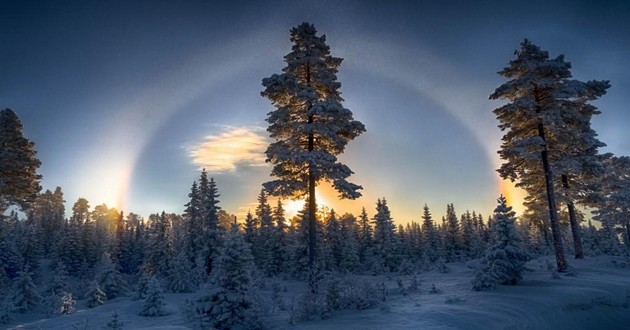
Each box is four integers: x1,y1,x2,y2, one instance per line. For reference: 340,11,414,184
189,127,268,172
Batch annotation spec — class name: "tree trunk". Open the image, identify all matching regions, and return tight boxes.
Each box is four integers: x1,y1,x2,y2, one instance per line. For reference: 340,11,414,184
306,64,317,272
562,174,584,259
535,86,568,272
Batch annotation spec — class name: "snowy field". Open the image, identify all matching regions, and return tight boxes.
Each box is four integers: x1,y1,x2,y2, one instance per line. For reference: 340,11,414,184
6,255,630,330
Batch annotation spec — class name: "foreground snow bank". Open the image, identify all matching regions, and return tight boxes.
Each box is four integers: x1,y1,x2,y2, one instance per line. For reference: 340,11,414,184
6,256,630,330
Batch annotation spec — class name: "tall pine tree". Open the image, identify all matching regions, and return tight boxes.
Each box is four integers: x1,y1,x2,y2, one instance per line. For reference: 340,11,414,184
261,23,365,271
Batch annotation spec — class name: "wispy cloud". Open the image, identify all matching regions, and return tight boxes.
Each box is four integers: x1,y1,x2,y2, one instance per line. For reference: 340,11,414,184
189,126,268,172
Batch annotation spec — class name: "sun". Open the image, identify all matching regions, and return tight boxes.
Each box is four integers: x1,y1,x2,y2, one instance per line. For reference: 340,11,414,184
281,191,330,219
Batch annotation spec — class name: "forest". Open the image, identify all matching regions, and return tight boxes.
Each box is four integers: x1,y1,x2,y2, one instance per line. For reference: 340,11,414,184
1,22,629,330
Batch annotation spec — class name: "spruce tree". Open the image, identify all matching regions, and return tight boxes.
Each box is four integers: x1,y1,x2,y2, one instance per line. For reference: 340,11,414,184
0,109,42,211
107,310,124,329
86,280,107,308
11,265,41,313
95,252,128,299
472,196,530,290
372,199,397,272
168,251,196,293
139,276,166,317
444,204,460,261
421,204,441,263
261,22,366,271
195,225,260,329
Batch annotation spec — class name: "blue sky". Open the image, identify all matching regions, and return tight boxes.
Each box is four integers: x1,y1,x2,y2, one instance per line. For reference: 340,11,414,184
1,0,629,222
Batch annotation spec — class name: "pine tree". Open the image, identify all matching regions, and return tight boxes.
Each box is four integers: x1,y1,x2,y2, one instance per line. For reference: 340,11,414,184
95,252,128,299
184,181,203,267
11,265,41,313
492,40,574,271
444,204,460,261
255,189,275,275
107,310,124,329
139,276,166,317
372,199,398,272
339,218,360,272
472,196,530,290
271,200,289,275
143,212,174,277
261,22,366,271
168,251,196,293
593,156,630,254
0,108,42,211
357,207,372,265
0,296,13,324
195,225,260,329
86,280,107,308
198,173,222,275
421,204,441,263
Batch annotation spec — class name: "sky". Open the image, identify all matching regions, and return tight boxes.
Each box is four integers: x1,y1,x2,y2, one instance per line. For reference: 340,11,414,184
1,0,629,223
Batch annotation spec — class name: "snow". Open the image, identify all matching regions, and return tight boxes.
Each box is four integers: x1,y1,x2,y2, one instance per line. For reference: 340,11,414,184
5,255,629,329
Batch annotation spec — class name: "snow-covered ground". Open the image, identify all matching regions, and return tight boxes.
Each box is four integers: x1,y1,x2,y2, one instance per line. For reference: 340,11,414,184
6,256,630,330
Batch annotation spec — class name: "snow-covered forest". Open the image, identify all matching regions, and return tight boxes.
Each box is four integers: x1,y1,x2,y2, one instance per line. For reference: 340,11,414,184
2,23,630,330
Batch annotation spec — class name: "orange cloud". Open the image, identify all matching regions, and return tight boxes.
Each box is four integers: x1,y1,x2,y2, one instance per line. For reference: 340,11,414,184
189,127,268,172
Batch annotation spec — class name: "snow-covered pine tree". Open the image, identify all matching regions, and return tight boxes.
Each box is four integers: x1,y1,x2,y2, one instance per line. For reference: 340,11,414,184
261,22,366,271
255,189,276,275
95,252,128,299
143,212,174,277
0,295,13,324
0,108,42,212
444,204,460,261
372,198,398,272
339,215,360,272
271,200,289,275
59,213,84,275
198,173,223,275
357,207,372,267
460,211,477,259
491,40,607,270
43,262,76,315
493,40,568,267
11,265,41,313
86,280,107,308
184,181,203,267
195,224,260,329
0,228,24,282
106,310,124,329
324,209,343,270
168,251,196,293
472,196,530,291
139,276,166,317
593,156,630,254
421,204,441,263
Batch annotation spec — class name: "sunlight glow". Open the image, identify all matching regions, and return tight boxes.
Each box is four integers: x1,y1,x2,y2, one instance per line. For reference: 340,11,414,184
499,178,526,217
189,126,268,172
281,190,330,219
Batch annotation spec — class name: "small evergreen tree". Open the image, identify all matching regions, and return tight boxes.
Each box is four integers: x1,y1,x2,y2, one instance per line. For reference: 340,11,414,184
107,310,124,329
472,196,530,291
195,225,260,329
11,266,41,313
139,276,166,317
168,251,196,293
95,252,128,299
86,280,107,308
